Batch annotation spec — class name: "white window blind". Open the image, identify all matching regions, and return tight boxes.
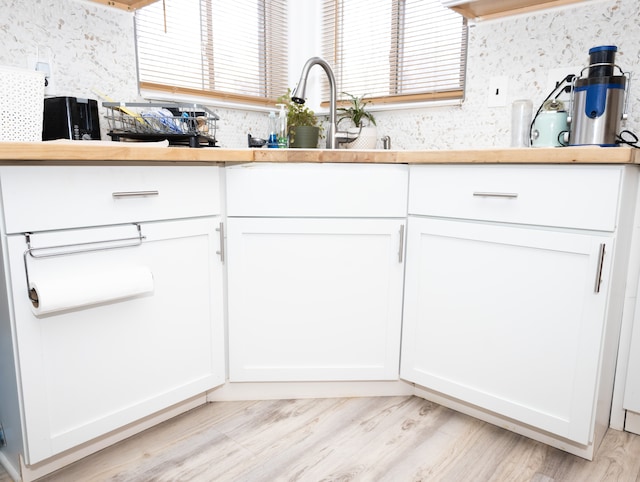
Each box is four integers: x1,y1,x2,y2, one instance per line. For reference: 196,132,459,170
322,0,467,104
135,0,288,105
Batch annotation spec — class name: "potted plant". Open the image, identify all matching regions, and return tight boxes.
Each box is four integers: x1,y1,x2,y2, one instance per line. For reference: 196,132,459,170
277,90,322,148
338,92,378,149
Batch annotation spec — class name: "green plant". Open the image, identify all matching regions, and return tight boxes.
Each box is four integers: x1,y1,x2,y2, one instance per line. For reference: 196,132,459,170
276,89,324,145
277,89,319,129
338,92,376,128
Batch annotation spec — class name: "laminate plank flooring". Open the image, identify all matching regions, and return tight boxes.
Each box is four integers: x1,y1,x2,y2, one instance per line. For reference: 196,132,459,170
2,396,640,481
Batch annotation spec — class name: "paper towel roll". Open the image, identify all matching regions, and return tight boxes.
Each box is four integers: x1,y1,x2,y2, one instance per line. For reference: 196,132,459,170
29,265,154,316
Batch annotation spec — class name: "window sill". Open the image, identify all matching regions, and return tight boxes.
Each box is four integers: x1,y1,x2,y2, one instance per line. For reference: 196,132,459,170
140,88,463,115
139,88,277,114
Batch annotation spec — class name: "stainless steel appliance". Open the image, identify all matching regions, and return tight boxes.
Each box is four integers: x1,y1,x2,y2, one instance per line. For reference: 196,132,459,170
568,46,630,146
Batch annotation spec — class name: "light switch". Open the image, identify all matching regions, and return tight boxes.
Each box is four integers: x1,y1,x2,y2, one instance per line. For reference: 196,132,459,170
488,76,508,107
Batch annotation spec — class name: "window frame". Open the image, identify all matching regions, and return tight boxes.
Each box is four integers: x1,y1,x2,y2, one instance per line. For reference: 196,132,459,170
135,0,288,107
321,0,468,107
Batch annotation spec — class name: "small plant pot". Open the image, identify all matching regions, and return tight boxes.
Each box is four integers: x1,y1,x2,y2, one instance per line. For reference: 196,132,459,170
345,126,378,149
289,126,320,148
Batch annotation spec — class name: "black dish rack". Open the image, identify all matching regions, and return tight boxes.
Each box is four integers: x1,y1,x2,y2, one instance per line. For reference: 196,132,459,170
103,102,219,148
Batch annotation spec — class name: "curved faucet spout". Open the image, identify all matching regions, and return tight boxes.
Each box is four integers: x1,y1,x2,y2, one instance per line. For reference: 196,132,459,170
292,57,342,149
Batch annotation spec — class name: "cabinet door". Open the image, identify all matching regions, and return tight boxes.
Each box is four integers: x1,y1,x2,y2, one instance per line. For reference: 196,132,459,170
401,217,612,445
227,218,405,382
7,217,225,464
623,299,640,434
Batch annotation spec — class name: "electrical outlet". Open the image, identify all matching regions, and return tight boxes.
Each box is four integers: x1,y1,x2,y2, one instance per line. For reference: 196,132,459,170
36,61,54,96
546,67,579,101
488,76,508,107
29,53,54,96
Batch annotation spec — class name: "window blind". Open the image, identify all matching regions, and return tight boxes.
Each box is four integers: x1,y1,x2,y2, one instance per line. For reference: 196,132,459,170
135,0,288,105
322,0,467,104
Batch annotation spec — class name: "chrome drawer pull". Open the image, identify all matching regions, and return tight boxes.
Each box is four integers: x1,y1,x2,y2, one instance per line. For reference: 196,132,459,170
398,224,405,263
112,190,159,198
472,191,519,199
216,222,225,263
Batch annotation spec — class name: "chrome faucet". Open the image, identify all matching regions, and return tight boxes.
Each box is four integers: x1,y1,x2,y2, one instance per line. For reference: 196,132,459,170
291,57,350,149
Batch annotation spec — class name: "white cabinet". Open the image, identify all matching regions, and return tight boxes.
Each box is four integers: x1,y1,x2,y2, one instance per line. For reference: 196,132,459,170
226,163,408,382
401,217,611,444
622,218,640,435
624,314,640,434
227,217,405,381
0,166,225,470
401,164,637,457
0,165,221,233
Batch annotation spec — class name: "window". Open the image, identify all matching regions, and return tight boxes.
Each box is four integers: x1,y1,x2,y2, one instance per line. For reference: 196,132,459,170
322,0,467,104
135,0,288,105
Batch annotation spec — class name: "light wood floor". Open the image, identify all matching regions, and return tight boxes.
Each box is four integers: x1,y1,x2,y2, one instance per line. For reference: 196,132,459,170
3,396,640,481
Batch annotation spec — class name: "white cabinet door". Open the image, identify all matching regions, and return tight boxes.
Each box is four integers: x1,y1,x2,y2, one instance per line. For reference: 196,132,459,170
7,217,225,464
227,217,405,382
400,217,612,445
623,300,640,434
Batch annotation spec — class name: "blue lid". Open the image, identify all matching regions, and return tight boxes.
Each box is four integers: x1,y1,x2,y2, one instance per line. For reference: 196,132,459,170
589,45,618,54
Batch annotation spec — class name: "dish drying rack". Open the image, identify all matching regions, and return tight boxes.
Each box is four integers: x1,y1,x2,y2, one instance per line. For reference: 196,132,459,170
103,102,219,148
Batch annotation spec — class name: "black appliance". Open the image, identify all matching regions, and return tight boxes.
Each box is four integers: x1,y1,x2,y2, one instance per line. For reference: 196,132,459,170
43,96,101,141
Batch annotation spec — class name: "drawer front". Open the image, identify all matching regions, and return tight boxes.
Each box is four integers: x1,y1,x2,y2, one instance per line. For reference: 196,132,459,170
226,163,409,218
408,165,622,231
0,166,221,233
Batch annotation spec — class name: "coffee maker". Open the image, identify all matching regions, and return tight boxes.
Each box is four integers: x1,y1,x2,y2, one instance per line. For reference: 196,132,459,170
568,46,630,146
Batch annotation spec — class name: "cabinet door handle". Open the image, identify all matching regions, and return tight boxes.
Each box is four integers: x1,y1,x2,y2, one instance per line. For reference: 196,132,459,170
472,191,519,199
216,222,225,263
398,224,405,263
594,243,606,293
112,190,159,198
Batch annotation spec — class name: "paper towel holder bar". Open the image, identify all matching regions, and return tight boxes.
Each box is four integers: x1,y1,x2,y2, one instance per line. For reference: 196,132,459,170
23,223,146,306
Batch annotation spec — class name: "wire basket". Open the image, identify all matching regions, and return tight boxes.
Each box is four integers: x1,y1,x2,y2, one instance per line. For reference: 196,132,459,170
103,102,219,148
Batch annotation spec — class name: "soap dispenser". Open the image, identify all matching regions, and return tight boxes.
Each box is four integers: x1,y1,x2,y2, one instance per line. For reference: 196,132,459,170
267,111,278,148
276,103,288,148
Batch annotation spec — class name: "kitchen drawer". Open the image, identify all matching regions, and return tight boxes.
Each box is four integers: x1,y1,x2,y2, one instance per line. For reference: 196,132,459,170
226,163,408,218
0,166,221,233
408,165,622,231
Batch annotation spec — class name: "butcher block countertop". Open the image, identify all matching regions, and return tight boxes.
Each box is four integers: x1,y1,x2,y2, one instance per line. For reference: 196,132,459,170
0,141,638,165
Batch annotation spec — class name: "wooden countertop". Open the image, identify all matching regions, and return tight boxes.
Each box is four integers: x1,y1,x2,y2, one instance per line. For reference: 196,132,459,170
0,141,637,165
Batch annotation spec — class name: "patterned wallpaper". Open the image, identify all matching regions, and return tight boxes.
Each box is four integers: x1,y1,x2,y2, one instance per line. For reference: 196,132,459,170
0,0,137,108
0,0,638,149
377,0,640,149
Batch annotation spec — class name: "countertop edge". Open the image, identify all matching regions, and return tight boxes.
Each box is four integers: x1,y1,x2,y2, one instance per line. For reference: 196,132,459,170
0,142,636,165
